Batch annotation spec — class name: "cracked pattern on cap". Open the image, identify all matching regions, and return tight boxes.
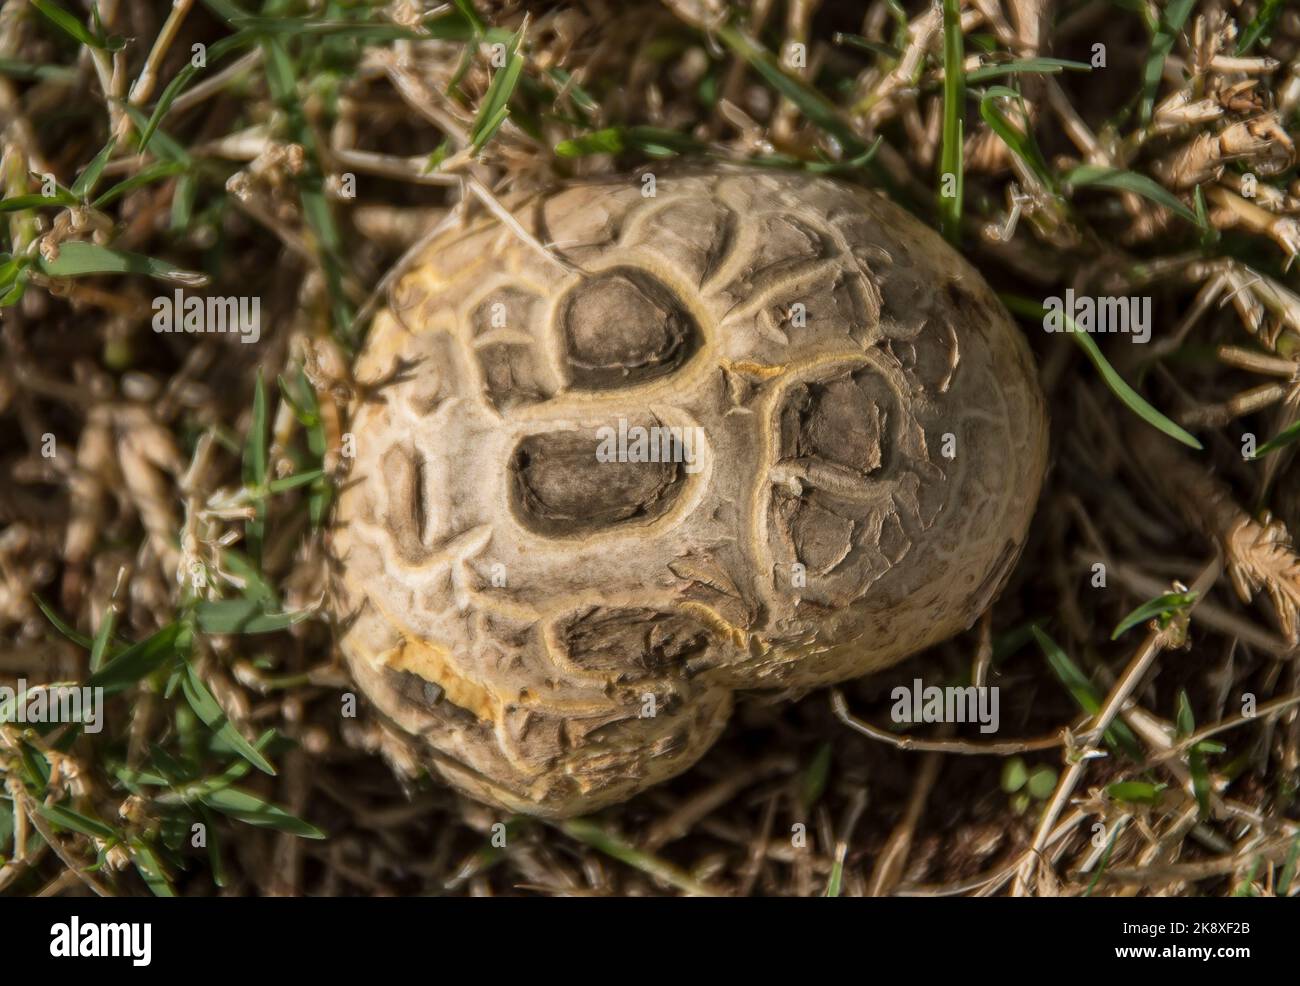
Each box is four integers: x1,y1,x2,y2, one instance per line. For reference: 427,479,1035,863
329,168,1048,817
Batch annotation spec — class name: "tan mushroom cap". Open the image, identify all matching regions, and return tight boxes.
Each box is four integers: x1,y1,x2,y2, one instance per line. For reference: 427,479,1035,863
329,167,1049,817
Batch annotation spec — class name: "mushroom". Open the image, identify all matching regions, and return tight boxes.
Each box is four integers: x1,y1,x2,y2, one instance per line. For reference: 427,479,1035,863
328,167,1048,817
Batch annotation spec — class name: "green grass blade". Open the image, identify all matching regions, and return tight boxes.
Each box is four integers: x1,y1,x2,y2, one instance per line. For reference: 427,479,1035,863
91,159,187,209
833,33,901,60
965,57,1091,83
1250,416,1300,458
1069,322,1202,449
87,622,186,696
1138,0,1195,126
196,803,229,887
198,787,325,838
800,741,833,812
978,87,1055,193
1278,833,1300,896
129,837,176,896
138,33,248,153
180,662,275,775
70,137,117,200
0,192,77,211
242,368,268,489
938,0,965,243
121,105,192,163
1002,294,1202,450
1176,690,1212,818
1232,857,1262,896
37,242,208,287
1111,590,1197,639
33,594,94,649
199,0,252,24
555,125,704,159
1106,780,1166,805
266,469,325,494
224,16,420,41
824,855,845,897
260,37,353,339
194,598,307,635
0,282,27,307
1236,0,1284,55
451,0,487,36
36,802,118,841
470,25,526,153
155,731,274,804
29,0,123,51
0,57,77,82
1031,625,1144,759
716,24,868,157
1084,823,1120,897
89,602,117,672
1063,164,1199,227
556,817,715,895
241,370,268,561
205,551,274,606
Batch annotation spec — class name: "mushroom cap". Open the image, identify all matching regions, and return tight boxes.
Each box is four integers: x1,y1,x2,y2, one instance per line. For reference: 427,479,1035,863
329,167,1048,817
